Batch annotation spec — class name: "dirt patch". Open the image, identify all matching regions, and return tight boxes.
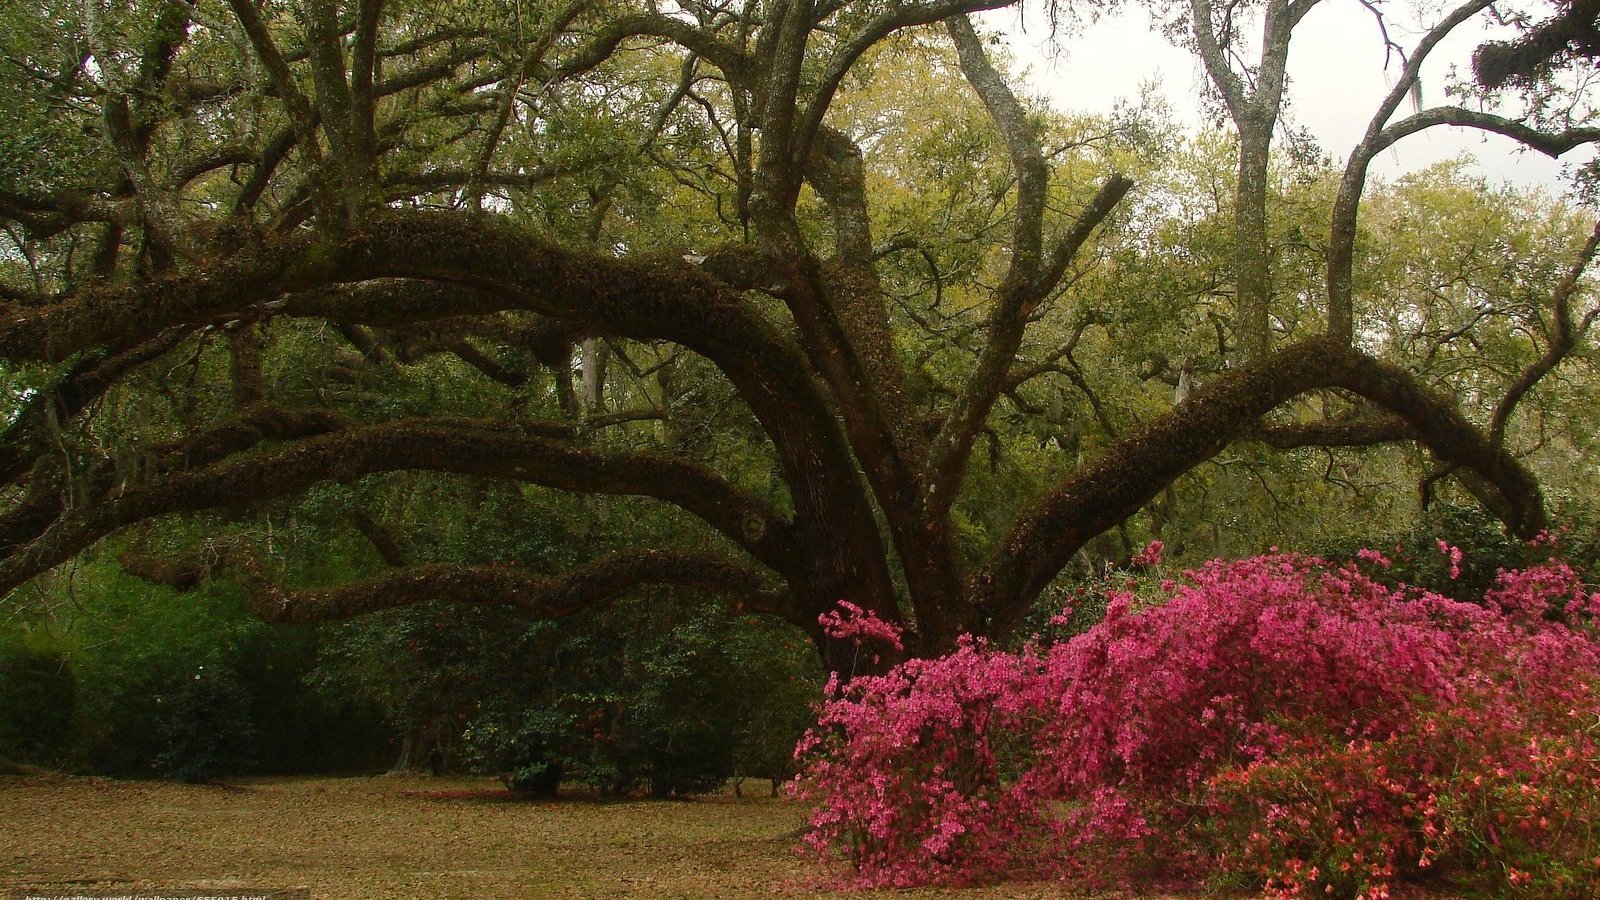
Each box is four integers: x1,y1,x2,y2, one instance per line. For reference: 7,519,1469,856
0,775,1076,899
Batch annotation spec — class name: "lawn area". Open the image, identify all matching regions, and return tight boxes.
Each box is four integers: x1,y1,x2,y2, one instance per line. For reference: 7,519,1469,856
0,774,1073,899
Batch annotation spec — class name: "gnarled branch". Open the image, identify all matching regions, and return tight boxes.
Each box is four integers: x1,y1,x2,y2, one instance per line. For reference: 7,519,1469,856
973,337,1544,638
0,417,795,599
244,549,795,625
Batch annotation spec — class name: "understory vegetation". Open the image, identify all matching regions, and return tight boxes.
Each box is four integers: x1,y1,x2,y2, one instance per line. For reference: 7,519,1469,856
0,562,821,790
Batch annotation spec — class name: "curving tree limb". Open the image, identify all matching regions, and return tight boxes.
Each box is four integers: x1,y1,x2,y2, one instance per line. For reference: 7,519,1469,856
242,549,796,625
974,337,1544,639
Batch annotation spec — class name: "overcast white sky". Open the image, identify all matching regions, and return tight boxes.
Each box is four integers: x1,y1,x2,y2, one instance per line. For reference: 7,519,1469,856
980,1,1597,194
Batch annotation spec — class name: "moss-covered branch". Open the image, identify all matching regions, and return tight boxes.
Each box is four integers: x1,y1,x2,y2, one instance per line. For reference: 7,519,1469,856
973,338,1545,638
243,549,795,625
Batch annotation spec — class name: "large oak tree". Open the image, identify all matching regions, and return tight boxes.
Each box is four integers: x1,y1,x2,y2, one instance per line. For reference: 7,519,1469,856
1,0,1598,671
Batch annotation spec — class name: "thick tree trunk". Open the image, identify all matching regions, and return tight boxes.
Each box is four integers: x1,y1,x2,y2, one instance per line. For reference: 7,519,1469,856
390,722,444,775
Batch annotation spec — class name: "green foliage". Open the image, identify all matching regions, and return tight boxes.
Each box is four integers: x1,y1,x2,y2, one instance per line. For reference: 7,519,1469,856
148,661,257,782
0,2,109,197
0,553,390,779
1315,503,1600,602
319,590,824,797
0,640,76,766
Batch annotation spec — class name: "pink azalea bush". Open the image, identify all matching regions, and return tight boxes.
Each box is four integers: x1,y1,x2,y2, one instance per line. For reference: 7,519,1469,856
791,550,1600,897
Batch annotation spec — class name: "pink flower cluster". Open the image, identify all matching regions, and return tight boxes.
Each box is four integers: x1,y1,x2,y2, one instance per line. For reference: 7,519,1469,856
817,599,905,672
791,552,1600,896
1436,539,1465,579
1131,539,1164,567
817,600,904,652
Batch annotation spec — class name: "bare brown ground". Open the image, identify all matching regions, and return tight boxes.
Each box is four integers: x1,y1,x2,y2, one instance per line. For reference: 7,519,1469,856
0,774,1084,899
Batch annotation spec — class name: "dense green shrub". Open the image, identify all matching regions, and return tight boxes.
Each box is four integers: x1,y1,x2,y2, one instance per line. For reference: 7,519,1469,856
453,595,822,798
0,513,814,788
1316,503,1600,600
316,589,824,797
0,559,390,778
0,641,76,766
149,660,258,782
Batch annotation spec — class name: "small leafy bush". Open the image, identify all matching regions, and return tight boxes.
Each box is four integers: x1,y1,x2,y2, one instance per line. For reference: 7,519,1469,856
150,661,259,783
0,642,76,766
792,548,1600,897
439,592,823,797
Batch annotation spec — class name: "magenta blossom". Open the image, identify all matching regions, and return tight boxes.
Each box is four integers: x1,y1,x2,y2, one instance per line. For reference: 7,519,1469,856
818,600,905,652
1132,539,1165,567
1437,539,1464,580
